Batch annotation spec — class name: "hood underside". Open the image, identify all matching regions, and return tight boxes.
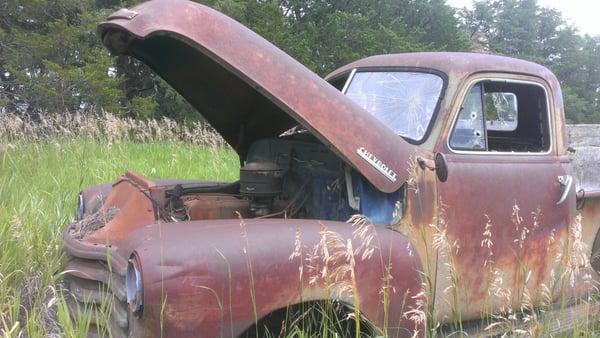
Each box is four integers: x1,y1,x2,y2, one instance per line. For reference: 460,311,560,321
99,0,415,193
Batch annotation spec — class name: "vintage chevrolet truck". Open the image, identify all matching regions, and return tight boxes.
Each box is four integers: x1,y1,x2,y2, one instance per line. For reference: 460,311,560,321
62,0,600,337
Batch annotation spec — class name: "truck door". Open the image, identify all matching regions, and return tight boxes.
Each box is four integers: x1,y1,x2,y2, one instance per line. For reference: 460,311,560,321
436,77,575,320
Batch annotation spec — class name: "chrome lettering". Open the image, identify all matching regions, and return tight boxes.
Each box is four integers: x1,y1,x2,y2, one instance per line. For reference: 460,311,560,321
356,147,398,182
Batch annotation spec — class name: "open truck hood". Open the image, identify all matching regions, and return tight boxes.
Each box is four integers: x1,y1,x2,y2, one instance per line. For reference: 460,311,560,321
99,0,415,193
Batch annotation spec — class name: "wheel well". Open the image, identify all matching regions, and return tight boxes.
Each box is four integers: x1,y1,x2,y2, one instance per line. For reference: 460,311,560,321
238,300,379,338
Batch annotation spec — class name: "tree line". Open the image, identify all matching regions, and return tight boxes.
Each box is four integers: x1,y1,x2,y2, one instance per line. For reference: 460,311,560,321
1,0,599,123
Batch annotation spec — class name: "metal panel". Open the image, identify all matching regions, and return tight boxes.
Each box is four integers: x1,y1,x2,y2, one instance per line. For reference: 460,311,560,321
121,219,423,337
98,0,415,193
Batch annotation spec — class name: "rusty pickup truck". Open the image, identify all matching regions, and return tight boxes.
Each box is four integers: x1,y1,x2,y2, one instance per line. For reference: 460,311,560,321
63,0,600,337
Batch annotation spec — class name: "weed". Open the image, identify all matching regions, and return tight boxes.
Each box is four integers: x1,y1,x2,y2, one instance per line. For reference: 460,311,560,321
1,115,599,337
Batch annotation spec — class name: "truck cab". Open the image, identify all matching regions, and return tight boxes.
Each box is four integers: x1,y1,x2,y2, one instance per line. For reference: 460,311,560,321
327,53,600,323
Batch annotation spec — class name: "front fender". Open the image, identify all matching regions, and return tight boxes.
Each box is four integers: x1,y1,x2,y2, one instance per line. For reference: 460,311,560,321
127,219,423,337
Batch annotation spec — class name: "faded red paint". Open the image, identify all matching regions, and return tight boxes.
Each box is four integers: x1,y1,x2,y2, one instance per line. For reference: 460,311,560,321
126,219,422,336
64,201,423,337
433,154,574,319
185,195,251,220
85,172,158,244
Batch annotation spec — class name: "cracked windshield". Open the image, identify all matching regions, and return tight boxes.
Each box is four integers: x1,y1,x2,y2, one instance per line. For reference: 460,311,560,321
345,71,444,141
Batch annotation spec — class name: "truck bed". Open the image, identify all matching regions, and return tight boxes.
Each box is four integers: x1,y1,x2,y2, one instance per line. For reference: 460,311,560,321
568,124,600,195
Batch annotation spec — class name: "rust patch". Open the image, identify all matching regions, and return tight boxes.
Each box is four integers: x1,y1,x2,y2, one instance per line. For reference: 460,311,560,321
85,174,158,244
185,195,250,220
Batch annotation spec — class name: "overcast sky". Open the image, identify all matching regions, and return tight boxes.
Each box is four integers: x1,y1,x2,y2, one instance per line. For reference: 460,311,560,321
446,0,600,36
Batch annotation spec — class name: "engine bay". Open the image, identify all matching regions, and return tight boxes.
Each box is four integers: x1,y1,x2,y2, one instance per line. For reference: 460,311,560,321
164,134,404,224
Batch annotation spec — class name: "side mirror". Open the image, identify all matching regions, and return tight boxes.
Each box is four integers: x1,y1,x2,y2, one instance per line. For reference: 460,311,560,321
435,153,448,182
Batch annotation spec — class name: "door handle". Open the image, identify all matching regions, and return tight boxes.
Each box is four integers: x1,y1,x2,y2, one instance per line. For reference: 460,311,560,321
556,175,573,205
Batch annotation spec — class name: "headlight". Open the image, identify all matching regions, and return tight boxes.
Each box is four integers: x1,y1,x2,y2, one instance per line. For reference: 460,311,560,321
76,192,85,220
126,254,143,316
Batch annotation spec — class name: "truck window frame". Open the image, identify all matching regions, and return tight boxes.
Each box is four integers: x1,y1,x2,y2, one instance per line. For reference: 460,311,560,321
446,77,554,156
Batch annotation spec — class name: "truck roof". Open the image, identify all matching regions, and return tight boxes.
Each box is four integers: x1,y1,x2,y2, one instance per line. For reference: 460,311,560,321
326,52,557,84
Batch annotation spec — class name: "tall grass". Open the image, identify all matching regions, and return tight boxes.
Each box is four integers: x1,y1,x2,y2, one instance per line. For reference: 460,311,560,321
0,111,226,147
1,113,599,337
0,137,238,337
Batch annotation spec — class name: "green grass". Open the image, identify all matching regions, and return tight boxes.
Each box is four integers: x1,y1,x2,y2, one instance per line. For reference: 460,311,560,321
0,139,239,336
1,139,598,337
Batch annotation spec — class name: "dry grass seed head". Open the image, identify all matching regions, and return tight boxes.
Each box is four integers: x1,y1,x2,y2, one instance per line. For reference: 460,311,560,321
304,223,363,298
289,226,303,261
481,214,494,268
556,214,592,288
348,214,376,261
0,111,227,147
489,268,512,304
405,155,420,194
402,284,427,336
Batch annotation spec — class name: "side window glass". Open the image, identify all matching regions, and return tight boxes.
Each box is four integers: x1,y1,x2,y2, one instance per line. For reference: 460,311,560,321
449,80,550,153
449,84,486,150
485,92,518,131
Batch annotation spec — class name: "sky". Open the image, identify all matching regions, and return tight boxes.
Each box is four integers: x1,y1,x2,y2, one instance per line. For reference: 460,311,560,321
446,0,600,36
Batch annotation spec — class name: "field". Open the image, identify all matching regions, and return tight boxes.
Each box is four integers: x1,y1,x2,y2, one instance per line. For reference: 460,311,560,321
0,139,239,336
1,113,599,337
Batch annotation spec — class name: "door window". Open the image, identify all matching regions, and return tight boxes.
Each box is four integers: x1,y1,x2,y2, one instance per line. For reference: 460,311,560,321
449,80,551,153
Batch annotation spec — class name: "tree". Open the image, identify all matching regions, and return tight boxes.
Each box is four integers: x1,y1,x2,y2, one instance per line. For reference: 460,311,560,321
0,0,121,114
459,0,600,123
2,0,597,123
276,0,470,75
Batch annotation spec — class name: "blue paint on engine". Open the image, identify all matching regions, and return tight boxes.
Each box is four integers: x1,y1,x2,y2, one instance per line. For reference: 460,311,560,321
247,137,403,224
354,174,403,225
